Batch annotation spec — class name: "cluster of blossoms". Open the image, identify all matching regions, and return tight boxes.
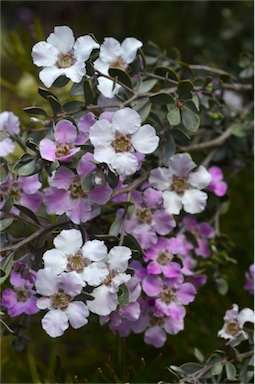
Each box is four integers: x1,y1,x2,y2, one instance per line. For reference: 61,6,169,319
1,25,252,352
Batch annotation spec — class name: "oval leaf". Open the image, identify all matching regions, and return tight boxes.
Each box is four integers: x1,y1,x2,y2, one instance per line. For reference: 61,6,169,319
109,67,133,89
0,253,14,285
177,80,193,99
23,106,48,117
181,107,200,132
14,204,40,225
150,92,175,105
167,107,181,126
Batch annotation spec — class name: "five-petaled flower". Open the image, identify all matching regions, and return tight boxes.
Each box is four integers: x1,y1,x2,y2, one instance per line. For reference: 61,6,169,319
149,153,212,214
32,25,99,87
89,107,159,176
0,111,20,157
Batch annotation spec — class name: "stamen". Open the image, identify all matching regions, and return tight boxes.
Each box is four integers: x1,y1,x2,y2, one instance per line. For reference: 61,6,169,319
112,133,131,153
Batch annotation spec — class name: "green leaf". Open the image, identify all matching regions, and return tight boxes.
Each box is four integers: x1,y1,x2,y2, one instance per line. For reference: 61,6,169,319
15,159,38,176
181,107,200,131
154,66,179,81
38,87,59,100
81,173,94,193
52,75,70,87
86,61,95,76
180,362,204,374
150,92,175,105
211,361,223,376
109,218,123,237
62,100,85,113
194,348,205,363
26,139,40,155
1,197,14,213
109,67,133,89
138,79,157,93
225,362,236,381
47,95,62,114
23,106,48,117
106,168,119,189
118,284,130,306
231,123,251,137
83,80,94,106
177,80,193,99
123,234,146,258
14,204,40,225
132,98,152,122
0,253,14,285
69,81,84,96
167,106,181,126
0,218,14,230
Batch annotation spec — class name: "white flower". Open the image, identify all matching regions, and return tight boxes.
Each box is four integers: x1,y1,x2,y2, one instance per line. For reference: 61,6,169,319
149,153,212,214
35,268,89,337
32,26,99,87
42,228,109,286
89,107,159,176
94,37,143,98
87,246,132,316
218,304,254,342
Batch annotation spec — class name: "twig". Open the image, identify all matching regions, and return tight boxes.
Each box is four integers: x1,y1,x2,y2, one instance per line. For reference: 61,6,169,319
0,218,70,254
111,172,149,199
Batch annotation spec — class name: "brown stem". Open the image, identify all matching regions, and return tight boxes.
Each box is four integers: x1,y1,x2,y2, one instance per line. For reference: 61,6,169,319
111,172,149,199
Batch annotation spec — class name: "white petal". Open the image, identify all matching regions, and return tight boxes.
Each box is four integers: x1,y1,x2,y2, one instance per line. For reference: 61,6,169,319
111,273,131,291
74,35,99,61
94,59,109,75
36,297,51,310
31,41,58,67
131,124,159,154
82,262,109,286
149,167,172,191
82,239,108,261
99,37,122,63
43,249,67,274
182,189,208,214
65,301,89,329
62,62,86,83
39,66,65,88
47,26,75,53
35,268,58,296
89,119,115,146
58,271,84,296
97,77,121,98
112,108,141,135
87,285,118,316
163,190,183,215
238,308,254,327
41,309,69,337
107,246,132,272
53,229,83,254
111,152,138,176
188,166,212,189
120,37,143,63
93,145,116,164
168,153,196,176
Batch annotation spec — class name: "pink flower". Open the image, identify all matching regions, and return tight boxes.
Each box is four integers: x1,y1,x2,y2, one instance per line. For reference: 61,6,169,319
39,119,80,162
208,166,228,197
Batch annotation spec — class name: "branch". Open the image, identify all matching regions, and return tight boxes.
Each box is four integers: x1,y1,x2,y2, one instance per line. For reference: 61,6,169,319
0,218,70,254
111,172,149,199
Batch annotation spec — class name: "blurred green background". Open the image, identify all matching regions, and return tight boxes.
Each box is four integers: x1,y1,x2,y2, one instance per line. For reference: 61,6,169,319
1,1,254,383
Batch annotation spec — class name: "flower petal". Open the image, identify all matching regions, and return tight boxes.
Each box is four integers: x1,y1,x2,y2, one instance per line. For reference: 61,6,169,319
149,167,172,191
32,41,58,67
53,229,83,254
74,35,99,61
65,301,89,328
168,153,196,176
112,108,141,135
87,285,118,316
39,139,56,161
41,309,69,337
49,166,74,189
131,124,159,154
35,268,58,296
47,26,75,53
89,119,115,146
163,190,183,215
111,152,138,176
120,38,143,64
43,248,67,274
182,189,208,214
144,326,166,348
97,77,121,98
188,166,212,189
99,37,122,63
107,246,132,272
39,66,65,88
55,119,77,144
82,239,108,261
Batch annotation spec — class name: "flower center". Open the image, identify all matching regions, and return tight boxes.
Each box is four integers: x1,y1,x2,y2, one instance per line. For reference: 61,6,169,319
58,53,76,68
70,178,86,199
110,58,128,71
55,143,71,158
112,133,131,153
172,175,189,194
227,321,240,336
102,270,115,285
16,288,31,302
157,251,171,266
159,288,176,304
51,291,70,309
8,181,21,200
136,208,152,224
67,250,88,273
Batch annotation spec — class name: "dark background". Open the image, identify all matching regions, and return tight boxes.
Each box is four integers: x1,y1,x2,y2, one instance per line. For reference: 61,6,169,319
1,1,254,383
